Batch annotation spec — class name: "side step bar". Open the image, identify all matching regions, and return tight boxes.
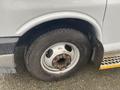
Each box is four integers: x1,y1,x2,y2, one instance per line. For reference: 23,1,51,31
100,52,120,70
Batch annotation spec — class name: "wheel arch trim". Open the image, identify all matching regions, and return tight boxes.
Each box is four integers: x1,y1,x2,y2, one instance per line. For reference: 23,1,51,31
16,11,102,42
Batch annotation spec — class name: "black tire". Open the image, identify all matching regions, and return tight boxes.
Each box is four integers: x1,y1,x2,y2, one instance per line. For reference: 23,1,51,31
25,28,92,81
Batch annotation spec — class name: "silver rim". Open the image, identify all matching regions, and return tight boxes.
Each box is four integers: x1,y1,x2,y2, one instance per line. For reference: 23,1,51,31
40,42,80,74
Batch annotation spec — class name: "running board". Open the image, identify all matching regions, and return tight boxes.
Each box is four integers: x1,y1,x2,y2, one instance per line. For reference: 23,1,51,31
100,52,120,70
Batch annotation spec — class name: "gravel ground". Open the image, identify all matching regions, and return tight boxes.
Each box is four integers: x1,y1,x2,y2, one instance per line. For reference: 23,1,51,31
0,64,120,90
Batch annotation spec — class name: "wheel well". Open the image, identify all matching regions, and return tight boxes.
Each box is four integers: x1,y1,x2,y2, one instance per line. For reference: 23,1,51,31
17,18,97,46
15,18,99,72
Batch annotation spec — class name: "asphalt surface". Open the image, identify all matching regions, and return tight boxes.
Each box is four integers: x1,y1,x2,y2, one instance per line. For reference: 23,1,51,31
1,51,120,90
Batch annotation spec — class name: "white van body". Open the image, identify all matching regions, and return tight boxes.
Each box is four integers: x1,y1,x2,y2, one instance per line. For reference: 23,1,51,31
0,0,119,74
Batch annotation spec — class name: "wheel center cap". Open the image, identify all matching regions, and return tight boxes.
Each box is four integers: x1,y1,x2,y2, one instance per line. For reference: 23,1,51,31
52,54,71,70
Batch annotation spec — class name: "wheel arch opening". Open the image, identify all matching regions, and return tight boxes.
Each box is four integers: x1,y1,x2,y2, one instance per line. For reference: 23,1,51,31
17,18,102,45
14,18,103,72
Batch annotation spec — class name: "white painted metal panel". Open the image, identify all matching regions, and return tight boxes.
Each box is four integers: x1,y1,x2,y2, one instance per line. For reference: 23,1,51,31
103,0,120,44
0,0,106,37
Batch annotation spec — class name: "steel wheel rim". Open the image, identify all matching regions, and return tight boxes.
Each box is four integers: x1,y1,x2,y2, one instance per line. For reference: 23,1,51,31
40,42,80,74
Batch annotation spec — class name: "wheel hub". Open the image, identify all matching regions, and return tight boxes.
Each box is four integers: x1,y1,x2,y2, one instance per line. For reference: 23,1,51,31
52,54,71,70
41,42,80,74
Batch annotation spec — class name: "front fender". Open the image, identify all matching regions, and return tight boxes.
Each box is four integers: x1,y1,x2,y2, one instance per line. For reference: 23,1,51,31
16,12,102,41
